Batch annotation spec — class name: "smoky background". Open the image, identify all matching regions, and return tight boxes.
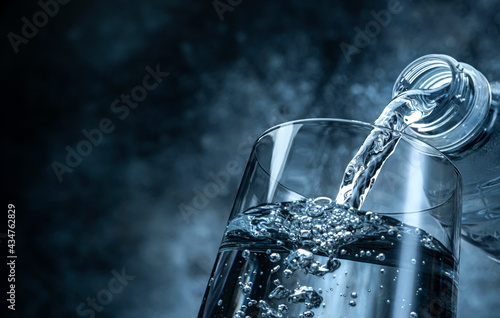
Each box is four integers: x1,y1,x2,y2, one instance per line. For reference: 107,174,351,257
1,0,499,317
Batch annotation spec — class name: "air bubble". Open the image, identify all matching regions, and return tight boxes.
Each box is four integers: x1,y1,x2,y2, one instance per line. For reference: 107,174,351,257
303,311,315,317
349,300,356,307
218,299,223,306
376,253,386,261
351,292,357,298
411,258,416,265
241,283,253,295
410,312,418,318
278,304,288,313
269,253,281,262
269,285,290,299
242,250,250,259
283,269,293,278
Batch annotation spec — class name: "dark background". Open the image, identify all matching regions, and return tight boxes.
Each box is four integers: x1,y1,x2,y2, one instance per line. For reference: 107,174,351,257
1,0,500,317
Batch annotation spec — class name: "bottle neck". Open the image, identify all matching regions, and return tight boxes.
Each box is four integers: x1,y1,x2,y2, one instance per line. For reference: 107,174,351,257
392,54,492,154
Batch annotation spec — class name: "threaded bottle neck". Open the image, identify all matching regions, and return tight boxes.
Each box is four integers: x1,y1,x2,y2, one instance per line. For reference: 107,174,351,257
392,54,492,154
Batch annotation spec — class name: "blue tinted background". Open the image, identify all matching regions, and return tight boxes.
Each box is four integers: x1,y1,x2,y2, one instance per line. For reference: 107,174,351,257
1,0,499,317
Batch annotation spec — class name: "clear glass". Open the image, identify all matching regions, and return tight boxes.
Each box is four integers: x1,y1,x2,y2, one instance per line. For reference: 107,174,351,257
393,54,500,262
198,119,462,318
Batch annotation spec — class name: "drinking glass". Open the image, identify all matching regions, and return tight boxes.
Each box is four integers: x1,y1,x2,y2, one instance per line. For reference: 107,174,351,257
198,119,462,318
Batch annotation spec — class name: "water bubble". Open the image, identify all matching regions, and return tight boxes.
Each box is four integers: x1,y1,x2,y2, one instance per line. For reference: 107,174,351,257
270,253,281,262
266,249,272,254
300,229,313,239
208,277,214,286
274,279,281,286
218,299,223,306
269,285,291,300
327,258,341,272
271,265,281,274
303,311,315,317
386,299,390,304
376,253,386,261
307,205,325,218
349,300,357,307
283,269,293,278
287,249,314,269
278,304,288,313
242,250,250,259
242,283,253,295
411,258,417,265
366,251,372,257
380,268,385,274
351,292,357,298
410,312,418,318
341,249,347,255
397,234,403,240
415,228,421,236
288,286,323,309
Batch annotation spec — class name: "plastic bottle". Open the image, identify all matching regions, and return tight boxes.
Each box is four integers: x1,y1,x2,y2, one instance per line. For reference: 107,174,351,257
392,54,500,262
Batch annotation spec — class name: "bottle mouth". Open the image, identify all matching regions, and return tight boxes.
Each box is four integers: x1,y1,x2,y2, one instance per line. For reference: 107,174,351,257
392,54,491,154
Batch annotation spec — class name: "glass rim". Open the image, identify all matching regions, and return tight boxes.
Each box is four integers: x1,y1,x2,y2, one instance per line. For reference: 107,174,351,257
256,118,461,176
